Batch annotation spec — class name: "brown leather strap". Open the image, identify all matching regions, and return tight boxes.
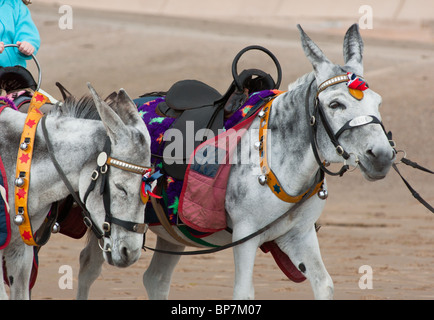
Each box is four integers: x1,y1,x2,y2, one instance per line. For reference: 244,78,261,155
150,196,200,247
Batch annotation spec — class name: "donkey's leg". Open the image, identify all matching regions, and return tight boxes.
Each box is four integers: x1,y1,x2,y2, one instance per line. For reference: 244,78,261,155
143,236,184,300
76,233,104,300
232,226,260,300
4,244,33,300
0,251,9,299
275,225,333,300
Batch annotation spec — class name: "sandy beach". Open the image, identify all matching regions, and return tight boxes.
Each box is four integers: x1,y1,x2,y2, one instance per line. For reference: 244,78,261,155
6,1,434,300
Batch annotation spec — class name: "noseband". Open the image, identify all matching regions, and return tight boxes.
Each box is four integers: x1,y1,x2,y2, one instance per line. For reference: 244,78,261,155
306,73,393,176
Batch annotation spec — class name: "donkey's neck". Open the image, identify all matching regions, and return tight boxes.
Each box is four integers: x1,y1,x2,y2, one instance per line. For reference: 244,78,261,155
31,115,107,210
266,73,319,194
0,109,107,215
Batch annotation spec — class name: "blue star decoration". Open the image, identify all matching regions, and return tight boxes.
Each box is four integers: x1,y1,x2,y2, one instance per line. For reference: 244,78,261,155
273,184,281,194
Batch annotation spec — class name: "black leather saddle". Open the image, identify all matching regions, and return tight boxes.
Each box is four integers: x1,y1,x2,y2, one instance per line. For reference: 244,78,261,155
156,79,224,180
144,45,282,181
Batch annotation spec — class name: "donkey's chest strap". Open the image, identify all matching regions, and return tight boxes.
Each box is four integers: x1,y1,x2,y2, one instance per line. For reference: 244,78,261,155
258,94,323,203
14,91,50,246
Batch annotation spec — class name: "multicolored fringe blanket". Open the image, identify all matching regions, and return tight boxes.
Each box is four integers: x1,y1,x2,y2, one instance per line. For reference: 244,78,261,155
138,90,280,233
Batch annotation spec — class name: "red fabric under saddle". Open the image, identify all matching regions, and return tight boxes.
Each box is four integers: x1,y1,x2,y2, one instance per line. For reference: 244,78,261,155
57,201,87,239
260,241,306,283
178,102,263,232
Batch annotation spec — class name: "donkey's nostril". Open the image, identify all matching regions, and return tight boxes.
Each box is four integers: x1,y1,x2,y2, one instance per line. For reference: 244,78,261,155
119,244,140,265
366,149,376,158
119,246,132,264
366,146,394,161
365,146,395,173
121,246,130,258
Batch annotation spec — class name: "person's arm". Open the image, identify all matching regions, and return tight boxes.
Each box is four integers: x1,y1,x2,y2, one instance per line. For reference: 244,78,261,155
14,2,40,59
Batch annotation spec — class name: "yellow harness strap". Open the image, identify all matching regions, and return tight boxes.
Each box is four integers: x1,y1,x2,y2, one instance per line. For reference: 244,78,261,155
259,94,323,203
14,91,50,246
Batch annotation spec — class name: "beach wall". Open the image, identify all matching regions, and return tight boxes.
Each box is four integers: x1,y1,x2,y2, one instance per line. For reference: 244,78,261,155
36,0,434,25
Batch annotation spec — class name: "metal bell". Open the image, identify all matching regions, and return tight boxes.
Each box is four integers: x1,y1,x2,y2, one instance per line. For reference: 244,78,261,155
254,141,261,150
14,177,25,187
13,214,25,226
318,188,328,200
258,175,268,185
52,222,60,233
257,110,266,118
20,142,29,151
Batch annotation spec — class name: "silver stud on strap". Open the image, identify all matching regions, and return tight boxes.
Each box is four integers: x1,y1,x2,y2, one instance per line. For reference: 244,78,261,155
258,175,268,185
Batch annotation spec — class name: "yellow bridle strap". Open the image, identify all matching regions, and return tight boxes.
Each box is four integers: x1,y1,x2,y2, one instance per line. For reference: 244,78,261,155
258,93,323,203
14,91,50,246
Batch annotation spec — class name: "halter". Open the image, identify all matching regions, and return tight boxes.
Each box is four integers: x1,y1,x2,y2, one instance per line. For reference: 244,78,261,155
12,91,153,250
79,138,151,243
306,73,393,176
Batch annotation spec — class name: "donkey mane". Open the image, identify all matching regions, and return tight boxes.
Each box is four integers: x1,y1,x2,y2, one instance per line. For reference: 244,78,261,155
287,72,315,92
48,96,101,120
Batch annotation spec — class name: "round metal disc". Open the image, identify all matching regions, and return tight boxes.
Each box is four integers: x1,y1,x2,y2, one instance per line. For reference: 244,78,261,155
97,152,108,167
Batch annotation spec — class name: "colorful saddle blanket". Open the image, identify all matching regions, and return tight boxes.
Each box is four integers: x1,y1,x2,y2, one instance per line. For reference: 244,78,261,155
138,90,279,232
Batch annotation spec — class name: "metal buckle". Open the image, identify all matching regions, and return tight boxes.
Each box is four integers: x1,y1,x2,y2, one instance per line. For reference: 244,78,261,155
91,170,99,181
102,222,111,233
336,145,344,156
83,216,93,228
133,223,148,234
100,164,108,174
310,116,316,126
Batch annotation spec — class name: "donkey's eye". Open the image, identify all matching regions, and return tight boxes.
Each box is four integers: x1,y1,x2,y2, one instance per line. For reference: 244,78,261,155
115,183,128,196
329,101,344,109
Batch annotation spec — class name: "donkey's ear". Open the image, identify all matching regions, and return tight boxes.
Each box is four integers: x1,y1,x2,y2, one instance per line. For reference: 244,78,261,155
87,83,125,145
343,24,364,76
55,82,73,101
115,89,143,129
104,91,118,109
298,24,334,82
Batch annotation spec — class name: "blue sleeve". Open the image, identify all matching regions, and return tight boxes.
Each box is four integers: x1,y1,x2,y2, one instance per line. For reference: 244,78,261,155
14,1,40,59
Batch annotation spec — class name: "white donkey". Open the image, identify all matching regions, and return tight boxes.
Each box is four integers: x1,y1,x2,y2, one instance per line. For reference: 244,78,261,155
77,24,395,300
0,86,152,299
